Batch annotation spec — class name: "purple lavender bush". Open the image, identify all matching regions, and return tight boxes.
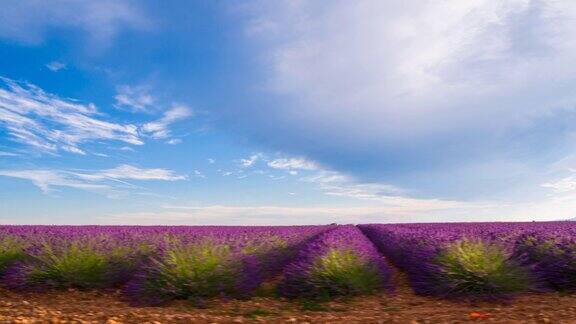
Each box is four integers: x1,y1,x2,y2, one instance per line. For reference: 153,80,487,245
122,226,332,305
515,229,576,292
2,237,149,291
122,240,260,305
0,236,27,275
359,223,535,300
0,225,330,299
279,225,392,299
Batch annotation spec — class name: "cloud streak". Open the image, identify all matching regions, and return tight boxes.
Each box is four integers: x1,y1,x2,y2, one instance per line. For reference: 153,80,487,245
46,61,66,72
101,202,478,225
0,164,186,196
141,105,192,139
114,85,154,113
0,77,193,155
0,77,143,154
268,157,318,171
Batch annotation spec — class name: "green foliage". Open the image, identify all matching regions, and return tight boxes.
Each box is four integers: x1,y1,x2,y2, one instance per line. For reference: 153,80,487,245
307,249,382,297
146,241,242,299
0,237,26,273
433,239,532,297
242,235,287,254
25,241,133,289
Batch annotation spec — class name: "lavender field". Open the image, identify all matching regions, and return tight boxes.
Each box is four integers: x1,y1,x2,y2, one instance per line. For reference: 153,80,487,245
0,222,574,307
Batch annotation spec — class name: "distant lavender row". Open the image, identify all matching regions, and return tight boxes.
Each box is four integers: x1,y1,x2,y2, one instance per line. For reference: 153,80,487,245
359,222,576,299
279,225,392,299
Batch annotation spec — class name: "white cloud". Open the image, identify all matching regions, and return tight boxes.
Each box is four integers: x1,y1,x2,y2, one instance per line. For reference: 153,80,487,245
0,77,143,154
207,158,215,164
114,85,154,113
75,164,186,182
303,170,404,201
192,170,206,179
240,153,263,167
46,61,66,72
0,151,19,157
0,164,186,196
0,77,193,155
100,202,475,225
236,0,576,184
541,159,576,194
268,157,318,170
141,105,192,139
264,154,407,202
102,194,576,225
0,169,112,195
542,176,576,193
166,138,182,145
119,146,136,152
61,145,86,155
0,0,150,46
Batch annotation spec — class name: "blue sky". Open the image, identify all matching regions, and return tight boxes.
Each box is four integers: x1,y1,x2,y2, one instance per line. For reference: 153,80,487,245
2,1,576,224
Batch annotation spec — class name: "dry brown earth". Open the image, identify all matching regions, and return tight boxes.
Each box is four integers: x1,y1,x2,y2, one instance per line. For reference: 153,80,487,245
1,273,575,323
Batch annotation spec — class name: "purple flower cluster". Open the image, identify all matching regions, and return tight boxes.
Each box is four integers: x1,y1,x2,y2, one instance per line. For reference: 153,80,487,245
359,222,576,300
279,225,392,298
0,222,574,303
515,226,576,292
0,225,331,303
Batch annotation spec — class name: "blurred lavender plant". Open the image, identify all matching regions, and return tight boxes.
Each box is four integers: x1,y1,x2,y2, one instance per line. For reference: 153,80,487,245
359,223,540,300
279,225,392,299
516,232,576,292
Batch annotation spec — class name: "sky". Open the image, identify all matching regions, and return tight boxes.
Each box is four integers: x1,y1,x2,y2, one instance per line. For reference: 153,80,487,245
2,0,576,225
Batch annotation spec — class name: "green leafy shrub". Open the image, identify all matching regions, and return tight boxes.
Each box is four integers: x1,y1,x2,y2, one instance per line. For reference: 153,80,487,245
0,237,26,274
306,249,382,297
13,240,136,289
432,239,532,298
124,241,258,305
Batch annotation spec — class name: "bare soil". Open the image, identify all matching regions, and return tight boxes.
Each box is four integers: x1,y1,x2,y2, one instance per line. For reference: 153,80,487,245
1,273,576,323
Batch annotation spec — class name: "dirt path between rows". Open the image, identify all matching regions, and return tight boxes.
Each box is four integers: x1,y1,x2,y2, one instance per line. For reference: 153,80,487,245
1,270,576,324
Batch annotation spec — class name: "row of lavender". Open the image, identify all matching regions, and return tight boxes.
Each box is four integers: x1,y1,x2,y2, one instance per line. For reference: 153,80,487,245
1,222,574,303
359,222,576,300
0,225,394,304
0,226,330,303
279,225,392,299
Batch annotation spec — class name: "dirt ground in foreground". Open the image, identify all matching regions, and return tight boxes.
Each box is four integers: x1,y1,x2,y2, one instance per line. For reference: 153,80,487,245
1,273,576,324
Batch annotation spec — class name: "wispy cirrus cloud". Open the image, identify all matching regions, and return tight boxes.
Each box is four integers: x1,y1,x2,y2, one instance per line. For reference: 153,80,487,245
114,85,155,113
0,164,186,197
75,164,186,182
46,61,66,72
268,157,319,171
542,175,576,193
302,170,404,201
239,153,263,168
141,105,193,139
0,77,194,155
0,151,19,157
0,77,142,154
259,154,404,201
